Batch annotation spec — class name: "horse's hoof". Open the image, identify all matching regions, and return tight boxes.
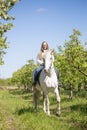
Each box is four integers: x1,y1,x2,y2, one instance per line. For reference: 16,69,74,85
56,112,60,117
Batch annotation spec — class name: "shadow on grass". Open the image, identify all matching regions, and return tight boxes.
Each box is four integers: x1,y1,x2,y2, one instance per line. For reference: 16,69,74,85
69,119,87,130
15,106,34,115
70,103,87,115
9,88,33,100
75,90,87,98
15,106,43,116
9,88,26,95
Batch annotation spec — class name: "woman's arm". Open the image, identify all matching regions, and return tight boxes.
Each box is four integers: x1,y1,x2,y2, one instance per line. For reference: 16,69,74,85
36,54,44,65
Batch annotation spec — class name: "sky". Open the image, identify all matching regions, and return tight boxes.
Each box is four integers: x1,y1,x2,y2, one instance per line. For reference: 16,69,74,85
0,0,87,79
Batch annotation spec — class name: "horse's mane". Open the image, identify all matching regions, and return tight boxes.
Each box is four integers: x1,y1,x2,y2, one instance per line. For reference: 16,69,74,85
43,49,54,60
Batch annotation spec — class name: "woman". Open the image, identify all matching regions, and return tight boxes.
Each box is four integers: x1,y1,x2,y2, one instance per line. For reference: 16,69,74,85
32,41,51,85
37,41,50,67
32,41,59,86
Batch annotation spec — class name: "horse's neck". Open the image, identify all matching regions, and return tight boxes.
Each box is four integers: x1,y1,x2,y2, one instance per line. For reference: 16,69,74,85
50,65,57,78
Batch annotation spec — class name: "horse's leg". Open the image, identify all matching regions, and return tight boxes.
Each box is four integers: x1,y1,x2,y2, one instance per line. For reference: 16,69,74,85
43,92,47,113
54,87,61,116
46,94,50,116
43,92,50,116
33,88,40,112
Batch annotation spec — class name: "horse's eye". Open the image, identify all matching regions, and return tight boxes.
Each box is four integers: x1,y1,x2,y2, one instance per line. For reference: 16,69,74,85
50,57,52,60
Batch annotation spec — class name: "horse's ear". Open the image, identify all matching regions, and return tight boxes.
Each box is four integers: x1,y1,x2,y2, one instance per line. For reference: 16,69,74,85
51,49,54,54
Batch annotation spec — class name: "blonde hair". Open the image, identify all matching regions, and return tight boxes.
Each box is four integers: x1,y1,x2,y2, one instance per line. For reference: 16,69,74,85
40,41,49,52
38,41,50,57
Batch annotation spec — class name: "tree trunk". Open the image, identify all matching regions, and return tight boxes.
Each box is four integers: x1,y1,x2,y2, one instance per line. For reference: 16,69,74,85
68,83,73,100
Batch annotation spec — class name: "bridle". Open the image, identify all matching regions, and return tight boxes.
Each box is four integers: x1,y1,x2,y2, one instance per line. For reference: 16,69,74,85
43,51,54,74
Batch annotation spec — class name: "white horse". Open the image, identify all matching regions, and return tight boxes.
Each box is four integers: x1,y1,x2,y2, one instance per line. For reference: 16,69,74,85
32,50,61,116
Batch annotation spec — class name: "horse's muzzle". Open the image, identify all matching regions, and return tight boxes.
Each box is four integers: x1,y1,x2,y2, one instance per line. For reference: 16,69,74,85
44,69,49,74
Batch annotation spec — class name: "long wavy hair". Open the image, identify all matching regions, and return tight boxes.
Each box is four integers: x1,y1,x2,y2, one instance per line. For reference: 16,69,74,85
38,41,50,58
40,41,50,52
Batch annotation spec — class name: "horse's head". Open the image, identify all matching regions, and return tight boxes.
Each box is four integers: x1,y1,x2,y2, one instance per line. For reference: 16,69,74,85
43,49,54,73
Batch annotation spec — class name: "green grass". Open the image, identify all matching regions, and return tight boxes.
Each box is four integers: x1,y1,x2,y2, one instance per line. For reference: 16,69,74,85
0,88,87,130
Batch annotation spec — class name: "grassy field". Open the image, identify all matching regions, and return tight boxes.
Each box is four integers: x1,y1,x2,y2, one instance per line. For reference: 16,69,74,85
0,87,87,130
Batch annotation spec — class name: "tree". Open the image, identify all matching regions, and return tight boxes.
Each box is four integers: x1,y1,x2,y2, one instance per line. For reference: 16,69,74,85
0,0,20,65
54,29,87,93
65,29,87,77
11,59,37,90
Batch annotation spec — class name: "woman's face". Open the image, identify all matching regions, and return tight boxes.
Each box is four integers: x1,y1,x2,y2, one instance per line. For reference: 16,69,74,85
42,42,48,50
